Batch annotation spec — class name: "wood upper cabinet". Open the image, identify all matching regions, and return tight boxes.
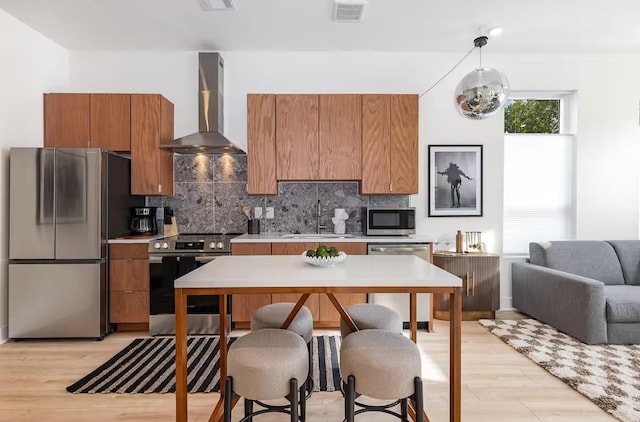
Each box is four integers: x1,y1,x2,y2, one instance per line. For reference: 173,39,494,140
90,94,131,151
131,94,174,196
231,243,273,323
44,93,131,151
432,253,500,320
247,94,277,194
361,94,419,194
318,95,362,180
109,244,149,324
276,95,319,180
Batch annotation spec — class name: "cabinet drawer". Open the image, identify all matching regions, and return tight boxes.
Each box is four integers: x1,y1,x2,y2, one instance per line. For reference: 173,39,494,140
109,291,149,323
110,243,149,259
110,259,149,291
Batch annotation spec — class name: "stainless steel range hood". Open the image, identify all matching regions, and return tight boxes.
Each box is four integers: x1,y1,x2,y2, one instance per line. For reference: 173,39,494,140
160,53,245,154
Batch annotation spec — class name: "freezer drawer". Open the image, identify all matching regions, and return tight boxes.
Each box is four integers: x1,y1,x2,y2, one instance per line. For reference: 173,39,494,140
9,263,105,339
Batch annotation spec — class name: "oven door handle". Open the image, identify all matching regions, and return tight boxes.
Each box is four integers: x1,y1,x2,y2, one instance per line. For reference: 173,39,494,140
149,256,163,263
195,256,218,263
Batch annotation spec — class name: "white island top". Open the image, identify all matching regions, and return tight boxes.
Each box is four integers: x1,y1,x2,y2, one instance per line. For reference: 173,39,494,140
174,254,461,289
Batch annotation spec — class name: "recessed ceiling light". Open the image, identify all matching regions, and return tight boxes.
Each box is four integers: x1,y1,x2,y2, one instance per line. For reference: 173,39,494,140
488,27,503,37
198,0,235,11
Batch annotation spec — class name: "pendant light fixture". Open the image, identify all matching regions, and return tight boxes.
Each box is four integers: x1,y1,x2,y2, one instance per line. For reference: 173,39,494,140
419,34,510,120
454,36,510,119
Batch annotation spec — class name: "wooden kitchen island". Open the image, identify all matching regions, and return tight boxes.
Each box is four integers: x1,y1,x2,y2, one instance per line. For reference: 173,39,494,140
174,254,462,422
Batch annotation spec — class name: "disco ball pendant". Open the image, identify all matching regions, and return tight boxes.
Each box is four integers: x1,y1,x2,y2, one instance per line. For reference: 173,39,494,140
454,67,510,120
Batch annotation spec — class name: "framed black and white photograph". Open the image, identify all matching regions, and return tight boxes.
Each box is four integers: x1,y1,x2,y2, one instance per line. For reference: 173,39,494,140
428,145,483,217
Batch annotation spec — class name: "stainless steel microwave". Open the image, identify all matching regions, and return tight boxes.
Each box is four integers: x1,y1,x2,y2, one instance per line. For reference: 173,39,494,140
361,207,416,236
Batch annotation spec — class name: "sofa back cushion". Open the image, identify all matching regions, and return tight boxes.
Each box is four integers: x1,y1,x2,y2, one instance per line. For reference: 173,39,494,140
529,241,625,285
606,241,640,285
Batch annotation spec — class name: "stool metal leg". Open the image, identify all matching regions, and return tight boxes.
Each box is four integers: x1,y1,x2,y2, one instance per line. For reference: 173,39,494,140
346,375,356,422
289,379,299,422
401,397,408,421
299,383,307,421
414,377,424,422
223,377,233,422
244,398,253,422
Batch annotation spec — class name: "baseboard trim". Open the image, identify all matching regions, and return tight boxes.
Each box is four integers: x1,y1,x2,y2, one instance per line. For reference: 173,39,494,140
0,325,7,344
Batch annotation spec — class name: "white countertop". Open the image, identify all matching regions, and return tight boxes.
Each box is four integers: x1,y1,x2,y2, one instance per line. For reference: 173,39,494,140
108,235,164,244
175,255,460,289
231,233,435,244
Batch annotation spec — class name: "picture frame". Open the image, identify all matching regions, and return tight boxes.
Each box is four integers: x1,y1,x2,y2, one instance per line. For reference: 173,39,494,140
428,145,483,217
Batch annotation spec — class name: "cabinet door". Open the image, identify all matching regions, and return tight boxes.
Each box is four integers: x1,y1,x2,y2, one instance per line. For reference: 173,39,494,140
110,291,149,323
231,242,273,321
318,242,367,324
318,95,362,180
361,95,391,194
247,94,277,194
276,95,319,180
131,94,162,195
390,94,419,194
44,94,90,148
271,241,320,320
90,94,131,151
158,96,174,196
110,259,149,291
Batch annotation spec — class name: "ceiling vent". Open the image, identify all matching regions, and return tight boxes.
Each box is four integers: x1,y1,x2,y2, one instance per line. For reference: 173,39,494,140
333,0,367,23
198,0,235,11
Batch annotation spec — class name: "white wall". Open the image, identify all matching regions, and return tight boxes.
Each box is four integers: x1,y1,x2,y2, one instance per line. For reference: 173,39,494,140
0,9,69,342
68,50,640,310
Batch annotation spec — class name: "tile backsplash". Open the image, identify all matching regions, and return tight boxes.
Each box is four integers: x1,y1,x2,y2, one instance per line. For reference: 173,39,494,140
147,154,409,234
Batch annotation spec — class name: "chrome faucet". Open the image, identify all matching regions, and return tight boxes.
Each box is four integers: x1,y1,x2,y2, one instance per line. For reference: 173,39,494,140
316,199,326,234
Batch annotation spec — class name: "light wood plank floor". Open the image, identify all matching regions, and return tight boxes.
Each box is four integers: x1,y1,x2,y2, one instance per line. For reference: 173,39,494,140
0,319,615,422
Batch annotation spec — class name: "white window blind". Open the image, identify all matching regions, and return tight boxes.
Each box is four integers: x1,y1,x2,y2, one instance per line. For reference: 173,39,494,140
503,134,574,255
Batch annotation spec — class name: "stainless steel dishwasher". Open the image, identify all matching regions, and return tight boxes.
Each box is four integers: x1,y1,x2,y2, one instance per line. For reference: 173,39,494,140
367,243,432,330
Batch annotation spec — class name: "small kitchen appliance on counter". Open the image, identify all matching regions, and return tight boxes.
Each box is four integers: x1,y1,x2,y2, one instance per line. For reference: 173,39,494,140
148,233,242,335
361,207,416,236
129,207,158,235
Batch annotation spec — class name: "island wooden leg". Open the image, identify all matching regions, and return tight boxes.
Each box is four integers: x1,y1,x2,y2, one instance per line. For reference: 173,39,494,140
326,293,358,332
450,287,462,422
410,293,417,343
281,293,311,329
209,294,235,422
175,288,188,422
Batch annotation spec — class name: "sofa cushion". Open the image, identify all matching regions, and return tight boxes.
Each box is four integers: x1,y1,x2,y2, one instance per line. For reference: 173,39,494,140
529,241,625,285
604,285,640,323
606,241,640,285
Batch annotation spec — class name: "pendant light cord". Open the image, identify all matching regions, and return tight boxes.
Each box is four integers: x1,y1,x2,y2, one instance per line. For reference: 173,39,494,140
418,46,477,98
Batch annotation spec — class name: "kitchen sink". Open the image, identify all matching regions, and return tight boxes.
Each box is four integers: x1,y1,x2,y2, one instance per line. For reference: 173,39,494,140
281,233,356,239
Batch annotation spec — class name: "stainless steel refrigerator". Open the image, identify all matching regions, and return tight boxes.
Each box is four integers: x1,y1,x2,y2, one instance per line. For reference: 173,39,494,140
8,148,144,339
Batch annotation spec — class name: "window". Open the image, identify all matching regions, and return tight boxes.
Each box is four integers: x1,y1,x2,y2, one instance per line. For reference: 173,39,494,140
503,94,576,255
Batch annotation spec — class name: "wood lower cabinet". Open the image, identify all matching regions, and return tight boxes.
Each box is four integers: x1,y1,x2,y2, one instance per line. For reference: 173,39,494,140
317,242,367,325
231,243,273,323
432,253,500,320
109,244,149,326
231,241,368,327
361,94,418,194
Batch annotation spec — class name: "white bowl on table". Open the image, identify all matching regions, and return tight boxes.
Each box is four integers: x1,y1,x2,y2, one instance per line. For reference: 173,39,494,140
301,251,347,267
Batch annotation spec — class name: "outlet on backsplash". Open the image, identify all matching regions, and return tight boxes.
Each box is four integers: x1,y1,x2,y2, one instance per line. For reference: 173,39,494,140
254,207,263,219
265,207,274,219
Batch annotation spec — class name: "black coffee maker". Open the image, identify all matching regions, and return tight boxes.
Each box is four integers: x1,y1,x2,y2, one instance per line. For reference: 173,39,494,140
129,207,158,235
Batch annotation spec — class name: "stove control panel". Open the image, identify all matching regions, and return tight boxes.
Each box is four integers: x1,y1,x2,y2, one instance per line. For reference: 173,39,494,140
175,241,205,250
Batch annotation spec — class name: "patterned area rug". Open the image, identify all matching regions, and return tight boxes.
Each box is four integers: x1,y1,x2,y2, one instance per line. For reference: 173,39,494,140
480,319,640,422
66,335,341,394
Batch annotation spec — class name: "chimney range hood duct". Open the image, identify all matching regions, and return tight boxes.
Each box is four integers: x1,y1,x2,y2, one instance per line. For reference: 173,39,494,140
160,53,245,154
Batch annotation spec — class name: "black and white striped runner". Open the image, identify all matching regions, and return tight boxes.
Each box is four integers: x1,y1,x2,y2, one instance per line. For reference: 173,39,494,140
67,335,341,394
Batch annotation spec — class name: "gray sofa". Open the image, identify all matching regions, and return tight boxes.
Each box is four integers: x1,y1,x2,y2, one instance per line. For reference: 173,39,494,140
512,240,640,344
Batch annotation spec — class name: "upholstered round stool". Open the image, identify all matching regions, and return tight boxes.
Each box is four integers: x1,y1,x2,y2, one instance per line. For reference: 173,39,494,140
225,328,309,422
252,302,314,396
340,303,403,338
340,329,424,422
251,302,313,343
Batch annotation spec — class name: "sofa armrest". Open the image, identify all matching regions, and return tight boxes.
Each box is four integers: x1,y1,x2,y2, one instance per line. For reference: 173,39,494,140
512,262,607,344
